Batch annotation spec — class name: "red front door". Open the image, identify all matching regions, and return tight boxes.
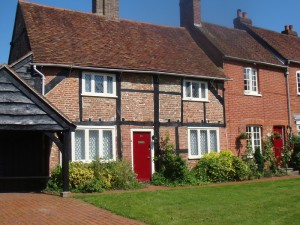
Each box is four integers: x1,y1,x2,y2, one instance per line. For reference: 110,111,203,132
273,126,284,164
133,132,152,182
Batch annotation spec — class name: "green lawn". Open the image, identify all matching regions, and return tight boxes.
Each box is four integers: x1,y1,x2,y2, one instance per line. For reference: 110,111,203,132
77,178,300,225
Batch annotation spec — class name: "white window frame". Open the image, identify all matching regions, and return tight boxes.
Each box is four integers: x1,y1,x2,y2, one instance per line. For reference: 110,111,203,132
246,126,262,153
183,80,208,101
296,71,300,95
82,72,117,97
71,126,116,162
244,67,260,96
188,127,220,159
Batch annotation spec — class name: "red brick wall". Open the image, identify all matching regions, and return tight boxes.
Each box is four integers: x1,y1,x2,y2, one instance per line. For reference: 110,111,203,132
159,76,181,122
224,61,288,155
121,73,154,121
288,65,300,132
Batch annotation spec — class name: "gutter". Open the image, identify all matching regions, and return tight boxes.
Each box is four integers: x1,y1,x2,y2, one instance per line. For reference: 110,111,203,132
33,65,45,95
31,63,230,81
285,61,292,132
224,55,286,69
288,59,300,65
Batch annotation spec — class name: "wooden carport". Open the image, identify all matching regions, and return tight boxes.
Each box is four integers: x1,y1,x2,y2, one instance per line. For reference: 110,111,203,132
0,65,75,195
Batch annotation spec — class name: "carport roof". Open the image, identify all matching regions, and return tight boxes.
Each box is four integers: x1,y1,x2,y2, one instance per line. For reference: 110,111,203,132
0,65,76,131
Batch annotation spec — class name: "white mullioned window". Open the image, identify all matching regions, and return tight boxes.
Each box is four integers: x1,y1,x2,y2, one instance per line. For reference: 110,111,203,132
82,72,116,97
297,71,300,95
244,67,259,95
188,128,219,159
183,80,208,101
72,126,116,162
246,126,262,153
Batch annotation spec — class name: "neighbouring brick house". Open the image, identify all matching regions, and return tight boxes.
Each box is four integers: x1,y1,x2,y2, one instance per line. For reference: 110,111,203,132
181,6,289,157
7,0,228,184
233,13,300,136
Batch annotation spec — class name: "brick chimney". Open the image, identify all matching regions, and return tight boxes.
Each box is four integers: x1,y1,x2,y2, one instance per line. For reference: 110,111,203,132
281,25,298,37
180,0,201,27
92,0,119,18
234,9,252,29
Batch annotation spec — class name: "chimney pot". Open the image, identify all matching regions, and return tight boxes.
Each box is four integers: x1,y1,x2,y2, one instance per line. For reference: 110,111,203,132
237,9,242,18
285,25,289,31
234,9,252,29
282,24,298,37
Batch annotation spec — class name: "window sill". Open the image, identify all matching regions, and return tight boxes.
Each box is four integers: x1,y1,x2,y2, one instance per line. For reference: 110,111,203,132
183,98,210,103
244,92,262,97
81,93,118,98
188,156,202,160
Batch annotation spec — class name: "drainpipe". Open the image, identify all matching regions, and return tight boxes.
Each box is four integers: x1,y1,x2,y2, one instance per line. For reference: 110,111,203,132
33,65,45,95
285,62,292,136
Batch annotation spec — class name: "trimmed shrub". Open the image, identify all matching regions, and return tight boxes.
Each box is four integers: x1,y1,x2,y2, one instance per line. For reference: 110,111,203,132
47,160,140,193
69,162,95,192
194,150,250,183
91,160,141,190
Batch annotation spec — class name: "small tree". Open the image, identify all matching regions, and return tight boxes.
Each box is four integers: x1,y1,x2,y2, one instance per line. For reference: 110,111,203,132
254,148,264,173
152,133,190,185
262,135,278,173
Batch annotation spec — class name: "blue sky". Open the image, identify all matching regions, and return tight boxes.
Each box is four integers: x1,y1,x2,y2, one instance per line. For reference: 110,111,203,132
1,0,300,64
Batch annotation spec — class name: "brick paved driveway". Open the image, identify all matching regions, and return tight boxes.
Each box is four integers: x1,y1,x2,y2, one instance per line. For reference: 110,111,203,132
0,193,146,225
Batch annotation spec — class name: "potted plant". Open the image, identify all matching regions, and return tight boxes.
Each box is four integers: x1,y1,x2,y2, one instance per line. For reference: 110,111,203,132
239,132,248,140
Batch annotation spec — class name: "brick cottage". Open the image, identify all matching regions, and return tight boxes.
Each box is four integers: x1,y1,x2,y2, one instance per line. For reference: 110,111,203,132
1,0,299,192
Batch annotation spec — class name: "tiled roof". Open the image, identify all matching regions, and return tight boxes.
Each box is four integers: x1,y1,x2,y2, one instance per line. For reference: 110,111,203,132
198,22,283,66
19,1,226,79
246,25,300,62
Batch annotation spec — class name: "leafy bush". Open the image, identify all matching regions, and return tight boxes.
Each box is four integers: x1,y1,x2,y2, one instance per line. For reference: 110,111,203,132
152,133,191,185
291,135,300,170
69,162,95,191
47,165,62,192
47,160,140,193
91,160,141,190
232,156,250,181
194,150,250,183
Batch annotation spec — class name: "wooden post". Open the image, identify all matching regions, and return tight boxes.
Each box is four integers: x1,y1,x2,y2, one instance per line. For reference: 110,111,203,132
61,130,71,197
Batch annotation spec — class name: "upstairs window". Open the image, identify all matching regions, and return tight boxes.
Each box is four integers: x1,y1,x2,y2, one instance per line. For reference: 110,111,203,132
297,71,300,95
246,126,262,153
183,80,208,101
82,72,116,97
244,68,259,95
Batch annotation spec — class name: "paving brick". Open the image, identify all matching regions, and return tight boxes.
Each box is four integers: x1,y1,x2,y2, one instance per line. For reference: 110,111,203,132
0,193,146,225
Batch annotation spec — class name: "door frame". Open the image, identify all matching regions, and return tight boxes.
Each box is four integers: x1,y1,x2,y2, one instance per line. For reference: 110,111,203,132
131,129,155,177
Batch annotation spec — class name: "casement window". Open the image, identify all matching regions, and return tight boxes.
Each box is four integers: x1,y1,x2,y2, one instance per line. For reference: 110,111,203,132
246,126,262,153
183,80,208,101
188,128,219,159
297,71,300,95
244,68,259,95
72,127,116,162
82,72,116,97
